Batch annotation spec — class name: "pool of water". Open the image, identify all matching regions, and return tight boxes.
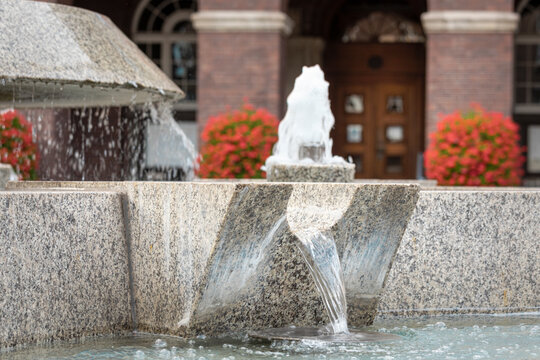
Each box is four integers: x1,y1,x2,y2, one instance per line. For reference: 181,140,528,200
2,314,539,359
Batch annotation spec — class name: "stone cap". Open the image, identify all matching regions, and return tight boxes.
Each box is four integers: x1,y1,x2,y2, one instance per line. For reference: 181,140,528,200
421,11,520,34
0,0,184,108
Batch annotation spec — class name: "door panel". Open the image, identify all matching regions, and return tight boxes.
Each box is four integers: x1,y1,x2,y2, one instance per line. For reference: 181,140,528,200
334,85,375,177
332,81,420,179
326,42,425,179
375,83,412,179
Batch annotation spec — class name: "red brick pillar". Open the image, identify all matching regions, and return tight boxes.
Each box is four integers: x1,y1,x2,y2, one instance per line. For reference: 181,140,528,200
193,0,292,133
422,0,518,140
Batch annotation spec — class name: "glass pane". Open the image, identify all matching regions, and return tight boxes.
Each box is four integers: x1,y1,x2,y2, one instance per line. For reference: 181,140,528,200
516,86,527,103
532,66,540,82
348,154,363,173
346,124,363,143
172,42,196,80
173,110,196,122
386,156,403,173
386,95,404,113
516,65,527,83
519,45,535,64
532,87,540,103
173,20,196,34
345,94,364,114
151,44,161,59
386,125,404,143
172,42,197,101
516,45,528,63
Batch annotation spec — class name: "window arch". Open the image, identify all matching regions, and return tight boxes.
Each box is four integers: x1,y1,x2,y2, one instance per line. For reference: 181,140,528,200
342,12,425,43
132,0,198,120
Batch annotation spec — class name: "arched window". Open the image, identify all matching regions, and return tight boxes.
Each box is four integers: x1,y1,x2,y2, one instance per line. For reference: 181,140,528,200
342,12,424,43
132,0,198,121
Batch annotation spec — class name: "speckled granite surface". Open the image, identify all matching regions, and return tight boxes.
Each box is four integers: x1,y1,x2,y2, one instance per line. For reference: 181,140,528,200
353,179,437,188
189,183,310,334
0,0,183,107
8,181,239,336
378,189,540,317
192,183,419,333
0,190,132,349
9,181,419,336
288,184,420,326
266,163,355,182
3,181,539,343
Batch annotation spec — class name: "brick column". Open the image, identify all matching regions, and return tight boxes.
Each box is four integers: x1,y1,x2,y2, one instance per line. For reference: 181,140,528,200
193,0,292,133
422,0,519,140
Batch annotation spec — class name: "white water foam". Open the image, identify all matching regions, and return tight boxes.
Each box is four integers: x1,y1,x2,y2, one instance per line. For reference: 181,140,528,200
265,65,348,167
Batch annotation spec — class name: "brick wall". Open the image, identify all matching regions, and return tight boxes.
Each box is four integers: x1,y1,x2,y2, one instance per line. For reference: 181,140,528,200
425,33,514,138
428,0,513,12
198,32,285,128
196,0,287,130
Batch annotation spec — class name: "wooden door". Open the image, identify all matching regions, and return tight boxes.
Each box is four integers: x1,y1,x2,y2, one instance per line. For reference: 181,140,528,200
326,43,425,179
333,81,420,178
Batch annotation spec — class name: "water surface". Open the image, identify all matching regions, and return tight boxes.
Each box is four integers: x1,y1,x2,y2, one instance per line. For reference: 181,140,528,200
2,314,539,360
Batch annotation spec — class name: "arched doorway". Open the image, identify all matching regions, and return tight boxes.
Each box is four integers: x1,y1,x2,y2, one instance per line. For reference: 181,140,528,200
287,0,426,179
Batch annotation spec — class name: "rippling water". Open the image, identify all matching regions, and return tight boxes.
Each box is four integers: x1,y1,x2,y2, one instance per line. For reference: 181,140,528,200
1,315,539,360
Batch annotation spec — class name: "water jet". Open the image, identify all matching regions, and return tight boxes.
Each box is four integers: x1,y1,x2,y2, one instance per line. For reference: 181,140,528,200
265,65,355,182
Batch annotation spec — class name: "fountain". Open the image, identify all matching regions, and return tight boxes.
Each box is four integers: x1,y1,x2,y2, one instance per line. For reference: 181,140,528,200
265,65,355,182
0,0,183,108
0,1,420,346
0,164,17,190
1,1,539,358
0,0,196,182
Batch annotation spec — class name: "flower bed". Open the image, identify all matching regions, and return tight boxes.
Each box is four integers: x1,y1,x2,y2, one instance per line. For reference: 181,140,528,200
424,105,525,186
197,102,279,178
0,109,38,180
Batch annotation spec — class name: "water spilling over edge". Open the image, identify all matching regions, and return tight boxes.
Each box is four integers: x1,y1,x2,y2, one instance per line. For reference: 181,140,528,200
294,229,349,334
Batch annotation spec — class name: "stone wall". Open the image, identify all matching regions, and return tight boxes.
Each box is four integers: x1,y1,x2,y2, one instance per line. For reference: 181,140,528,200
379,188,540,317
2,181,539,348
0,190,132,348
5,181,418,338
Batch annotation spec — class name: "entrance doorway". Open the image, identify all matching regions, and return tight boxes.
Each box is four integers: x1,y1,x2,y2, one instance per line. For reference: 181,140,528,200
325,43,425,179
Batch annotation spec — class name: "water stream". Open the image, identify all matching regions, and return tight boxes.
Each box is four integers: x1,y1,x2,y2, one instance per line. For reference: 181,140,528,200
295,229,348,334
265,65,348,167
17,101,196,181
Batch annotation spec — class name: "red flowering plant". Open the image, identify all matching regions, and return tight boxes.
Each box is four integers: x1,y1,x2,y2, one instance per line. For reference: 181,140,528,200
197,102,279,178
424,105,525,186
0,109,39,180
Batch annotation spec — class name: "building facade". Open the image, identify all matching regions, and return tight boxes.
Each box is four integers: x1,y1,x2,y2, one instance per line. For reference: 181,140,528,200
39,0,540,183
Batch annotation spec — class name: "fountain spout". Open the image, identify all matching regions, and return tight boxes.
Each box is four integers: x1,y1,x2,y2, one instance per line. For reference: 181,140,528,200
265,65,355,182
